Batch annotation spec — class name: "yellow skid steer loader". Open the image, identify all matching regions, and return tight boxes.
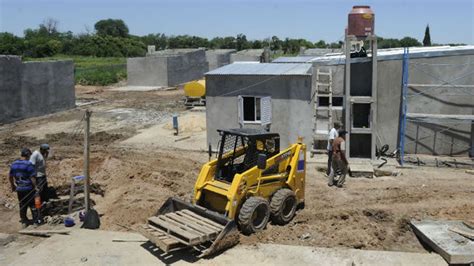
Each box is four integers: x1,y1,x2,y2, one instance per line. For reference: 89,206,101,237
138,128,306,256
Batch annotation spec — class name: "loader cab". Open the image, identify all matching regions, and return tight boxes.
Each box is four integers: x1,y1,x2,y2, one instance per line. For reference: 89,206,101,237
215,129,280,183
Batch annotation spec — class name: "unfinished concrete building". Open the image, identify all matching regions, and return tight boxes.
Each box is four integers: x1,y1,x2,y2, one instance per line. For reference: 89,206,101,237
205,62,313,149
230,49,264,63
0,55,75,124
205,49,236,71
205,46,474,158
127,49,209,87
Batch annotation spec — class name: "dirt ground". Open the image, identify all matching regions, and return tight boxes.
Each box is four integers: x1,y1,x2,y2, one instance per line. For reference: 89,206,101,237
1,85,473,255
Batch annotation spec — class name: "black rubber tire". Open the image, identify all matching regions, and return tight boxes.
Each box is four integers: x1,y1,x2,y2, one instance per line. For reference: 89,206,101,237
238,197,270,235
270,189,297,225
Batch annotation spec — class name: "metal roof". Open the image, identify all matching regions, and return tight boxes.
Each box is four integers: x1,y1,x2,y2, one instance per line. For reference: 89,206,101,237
273,45,474,65
206,62,312,76
272,56,315,63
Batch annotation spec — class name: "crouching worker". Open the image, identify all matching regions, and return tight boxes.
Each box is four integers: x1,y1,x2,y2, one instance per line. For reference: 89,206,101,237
9,148,38,228
328,130,349,188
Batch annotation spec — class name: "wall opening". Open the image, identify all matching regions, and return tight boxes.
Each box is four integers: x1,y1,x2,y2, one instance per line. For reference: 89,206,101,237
243,96,261,122
352,103,371,128
350,133,372,158
350,62,372,96
318,96,344,107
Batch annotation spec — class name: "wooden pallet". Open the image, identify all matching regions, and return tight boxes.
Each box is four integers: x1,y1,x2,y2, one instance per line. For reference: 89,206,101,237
138,224,185,253
140,209,225,252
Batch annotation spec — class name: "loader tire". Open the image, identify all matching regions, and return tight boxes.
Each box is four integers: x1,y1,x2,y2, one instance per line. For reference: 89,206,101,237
238,197,270,235
270,189,297,225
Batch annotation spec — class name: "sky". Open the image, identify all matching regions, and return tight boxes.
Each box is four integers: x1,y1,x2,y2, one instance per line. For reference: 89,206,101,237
0,0,473,44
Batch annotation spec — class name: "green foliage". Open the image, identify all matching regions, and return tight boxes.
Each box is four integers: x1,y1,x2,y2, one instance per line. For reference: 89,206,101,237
314,40,327,48
378,37,401,48
25,55,126,86
0,32,24,55
70,34,146,57
281,38,316,54
423,25,431,46
236,34,251,51
94,19,129,38
75,64,126,86
167,35,209,49
1,17,433,78
400,36,422,47
140,33,167,50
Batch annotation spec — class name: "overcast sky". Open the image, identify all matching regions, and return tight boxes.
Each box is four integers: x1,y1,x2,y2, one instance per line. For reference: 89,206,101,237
0,0,473,44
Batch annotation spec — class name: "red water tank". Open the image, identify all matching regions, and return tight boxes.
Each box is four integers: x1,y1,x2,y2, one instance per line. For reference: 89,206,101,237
348,6,375,37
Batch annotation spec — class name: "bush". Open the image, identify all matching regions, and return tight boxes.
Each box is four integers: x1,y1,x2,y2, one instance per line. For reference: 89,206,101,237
70,35,146,57
75,64,126,86
0,32,24,55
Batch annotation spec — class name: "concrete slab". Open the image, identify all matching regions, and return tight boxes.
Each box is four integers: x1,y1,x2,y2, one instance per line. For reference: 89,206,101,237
10,229,446,266
349,160,374,178
109,86,164,92
205,244,447,266
8,230,159,266
411,220,474,264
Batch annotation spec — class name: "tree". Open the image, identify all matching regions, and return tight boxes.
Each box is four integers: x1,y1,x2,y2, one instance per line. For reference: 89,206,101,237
236,34,250,51
400,36,422,47
0,32,24,55
42,18,59,35
423,24,431,46
94,19,129,38
270,36,282,51
314,40,327,48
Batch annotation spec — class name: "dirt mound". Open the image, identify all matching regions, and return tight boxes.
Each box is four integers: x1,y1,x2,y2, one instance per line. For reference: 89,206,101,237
45,131,123,146
0,135,39,156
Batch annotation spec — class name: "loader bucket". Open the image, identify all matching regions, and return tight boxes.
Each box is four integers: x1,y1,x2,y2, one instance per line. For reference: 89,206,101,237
138,197,239,257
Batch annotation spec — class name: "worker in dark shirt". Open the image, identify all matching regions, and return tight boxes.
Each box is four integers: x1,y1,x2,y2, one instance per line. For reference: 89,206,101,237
328,130,349,188
9,148,37,227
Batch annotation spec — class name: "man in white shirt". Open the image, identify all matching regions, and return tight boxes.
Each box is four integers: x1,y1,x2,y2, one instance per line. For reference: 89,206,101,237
30,144,50,203
326,122,341,176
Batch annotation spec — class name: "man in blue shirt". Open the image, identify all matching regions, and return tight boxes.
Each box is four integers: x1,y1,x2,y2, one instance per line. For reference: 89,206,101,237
9,148,37,227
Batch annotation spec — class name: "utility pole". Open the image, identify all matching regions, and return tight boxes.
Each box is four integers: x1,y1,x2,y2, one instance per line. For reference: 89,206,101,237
83,110,92,211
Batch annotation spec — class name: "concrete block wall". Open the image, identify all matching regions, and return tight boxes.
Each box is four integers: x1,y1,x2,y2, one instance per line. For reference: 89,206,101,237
127,56,168,86
230,49,263,63
167,49,209,85
0,56,75,124
0,56,23,122
206,49,236,70
127,49,208,87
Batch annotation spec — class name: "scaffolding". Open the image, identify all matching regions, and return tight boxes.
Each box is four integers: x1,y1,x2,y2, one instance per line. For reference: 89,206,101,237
399,48,474,165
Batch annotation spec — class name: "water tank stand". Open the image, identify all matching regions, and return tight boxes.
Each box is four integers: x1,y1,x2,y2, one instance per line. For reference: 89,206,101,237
344,35,378,160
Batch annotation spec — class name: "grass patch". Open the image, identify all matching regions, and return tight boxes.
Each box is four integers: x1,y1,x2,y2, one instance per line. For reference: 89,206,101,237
24,55,127,86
